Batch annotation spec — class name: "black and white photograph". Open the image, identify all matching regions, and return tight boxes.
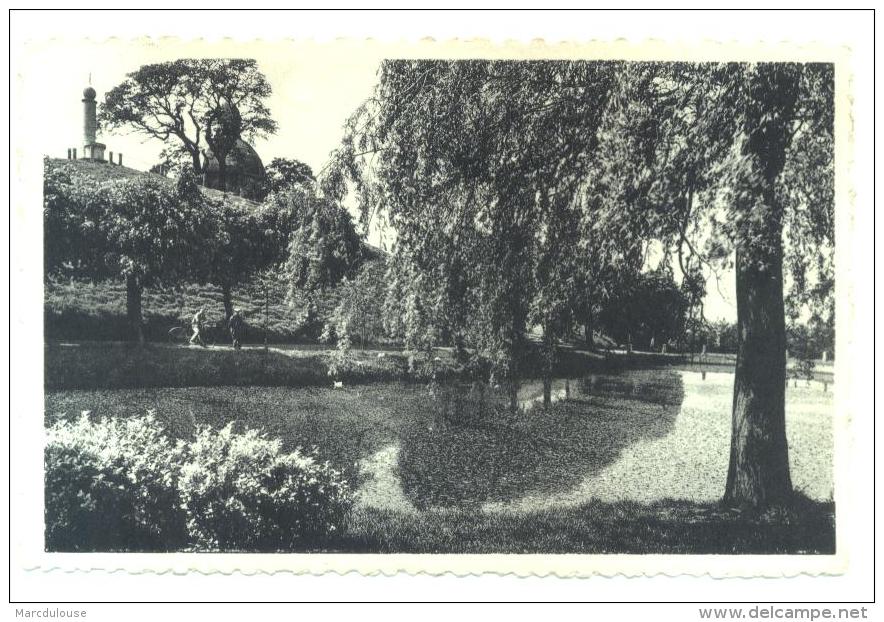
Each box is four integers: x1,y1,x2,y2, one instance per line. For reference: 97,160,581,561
8,8,875,608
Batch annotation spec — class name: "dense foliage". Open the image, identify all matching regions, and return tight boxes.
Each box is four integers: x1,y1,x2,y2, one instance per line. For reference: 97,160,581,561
45,414,189,551
179,423,353,550
326,60,627,408
45,414,354,552
326,59,834,508
262,157,316,196
597,267,691,351
43,159,297,340
44,159,216,342
99,59,277,179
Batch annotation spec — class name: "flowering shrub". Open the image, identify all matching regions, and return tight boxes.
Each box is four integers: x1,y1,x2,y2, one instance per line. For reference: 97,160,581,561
45,415,353,552
179,424,353,550
45,413,188,551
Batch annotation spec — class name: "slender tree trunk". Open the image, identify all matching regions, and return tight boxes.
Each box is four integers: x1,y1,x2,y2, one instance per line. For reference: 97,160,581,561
221,283,234,320
217,156,229,192
508,314,523,414
126,274,144,346
584,307,595,351
723,64,799,509
542,322,555,408
453,333,468,364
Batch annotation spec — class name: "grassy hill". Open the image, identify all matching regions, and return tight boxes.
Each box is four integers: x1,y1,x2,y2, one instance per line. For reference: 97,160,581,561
46,157,261,210
44,157,386,345
46,271,317,343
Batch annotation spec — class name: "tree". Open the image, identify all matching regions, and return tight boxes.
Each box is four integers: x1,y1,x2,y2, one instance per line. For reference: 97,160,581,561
263,158,316,196
270,186,364,328
100,59,277,182
191,175,277,320
44,161,213,344
714,64,834,508
323,259,387,350
43,159,107,279
329,60,620,411
597,266,691,351
285,199,362,296
590,62,834,508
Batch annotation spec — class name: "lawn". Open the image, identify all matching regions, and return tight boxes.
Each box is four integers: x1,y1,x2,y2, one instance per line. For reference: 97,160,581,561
45,271,332,344
44,367,835,553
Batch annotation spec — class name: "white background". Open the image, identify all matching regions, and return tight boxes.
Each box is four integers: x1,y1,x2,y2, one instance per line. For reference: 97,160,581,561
5,5,877,614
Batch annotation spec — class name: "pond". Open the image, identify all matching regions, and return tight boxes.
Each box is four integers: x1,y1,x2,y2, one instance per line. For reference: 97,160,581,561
45,369,833,514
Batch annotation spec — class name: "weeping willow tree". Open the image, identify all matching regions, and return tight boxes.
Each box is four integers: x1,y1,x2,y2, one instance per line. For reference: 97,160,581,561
323,60,622,411
323,59,833,509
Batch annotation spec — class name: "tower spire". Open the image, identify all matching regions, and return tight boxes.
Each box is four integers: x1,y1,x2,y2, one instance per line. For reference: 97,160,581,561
81,81,105,161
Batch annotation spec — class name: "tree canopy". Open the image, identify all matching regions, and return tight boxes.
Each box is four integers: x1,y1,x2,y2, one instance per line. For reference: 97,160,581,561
325,59,834,508
325,59,625,408
263,157,316,196
44,159,215,342
100,59,277,178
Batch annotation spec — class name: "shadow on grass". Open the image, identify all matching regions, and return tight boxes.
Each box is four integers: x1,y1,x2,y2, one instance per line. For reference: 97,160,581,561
337,494,835,554
397,370,685,510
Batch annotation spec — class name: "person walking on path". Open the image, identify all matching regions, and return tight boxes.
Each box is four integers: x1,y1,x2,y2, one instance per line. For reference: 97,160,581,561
228,308,244,350
189,307,207,347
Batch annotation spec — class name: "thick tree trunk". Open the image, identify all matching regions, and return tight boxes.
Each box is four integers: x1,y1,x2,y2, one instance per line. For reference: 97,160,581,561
723,64,800,510
221,283,234,320
126,274,144,346
190,149,203,176
724,245,791,508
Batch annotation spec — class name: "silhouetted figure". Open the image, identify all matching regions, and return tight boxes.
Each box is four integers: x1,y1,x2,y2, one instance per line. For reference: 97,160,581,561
228,308,244,350
190,307,207,347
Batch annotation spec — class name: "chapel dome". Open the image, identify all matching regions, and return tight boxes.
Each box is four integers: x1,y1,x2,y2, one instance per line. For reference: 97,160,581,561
202,138,267,201
204,139,266,178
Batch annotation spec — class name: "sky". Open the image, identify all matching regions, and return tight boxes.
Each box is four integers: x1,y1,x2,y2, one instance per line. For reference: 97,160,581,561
23,38,382,177
19,38,737,322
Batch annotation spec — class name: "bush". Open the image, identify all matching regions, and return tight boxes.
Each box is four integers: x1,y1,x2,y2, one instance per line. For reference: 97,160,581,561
179,424,353,551
45,413,188,551
45,414,353,552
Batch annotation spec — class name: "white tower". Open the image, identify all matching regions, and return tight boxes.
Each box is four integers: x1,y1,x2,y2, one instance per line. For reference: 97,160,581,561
81,85,106,161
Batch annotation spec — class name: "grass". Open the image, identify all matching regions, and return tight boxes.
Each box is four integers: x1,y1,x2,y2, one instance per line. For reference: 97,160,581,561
397,371,685,509
45,271,337,344
43,339,619,391
45,342,329,390
44,340,469,391
340,496,834,554
45,367,835,553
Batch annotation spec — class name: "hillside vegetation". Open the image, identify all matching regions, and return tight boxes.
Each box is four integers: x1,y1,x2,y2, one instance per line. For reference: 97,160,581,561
44,158,388,344
47,158,260,209
47,271,322,343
